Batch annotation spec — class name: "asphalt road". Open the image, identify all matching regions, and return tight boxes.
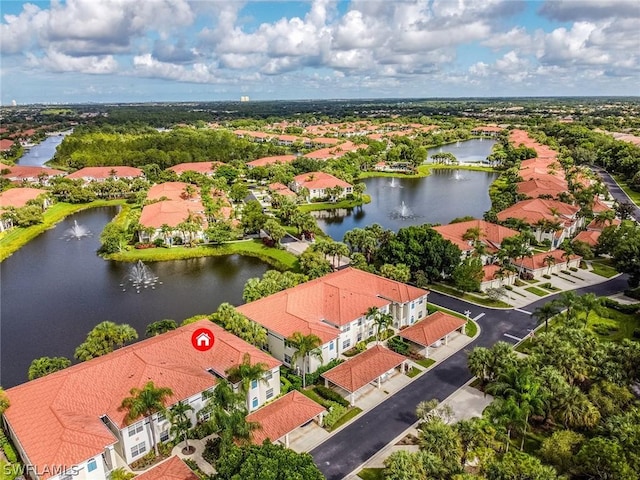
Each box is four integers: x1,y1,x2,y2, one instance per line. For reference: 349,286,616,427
591,166,640,222
310,274,630,480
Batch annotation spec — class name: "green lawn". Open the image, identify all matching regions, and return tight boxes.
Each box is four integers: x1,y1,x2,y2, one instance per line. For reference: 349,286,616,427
587,308,640,342
0,200,125,261
525,286,548,297
406,366,422,378
298,195,371,212
357,468,385,480
612,174,640,206
465,319,478,338
428,283,512,308
415,358,436,369
590,260,619,278
328,407,362,431
107,239,299,271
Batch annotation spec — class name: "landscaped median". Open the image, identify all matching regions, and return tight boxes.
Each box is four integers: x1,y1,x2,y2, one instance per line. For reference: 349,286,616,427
105,239,300,271
0,199,125,261
427,282,512,308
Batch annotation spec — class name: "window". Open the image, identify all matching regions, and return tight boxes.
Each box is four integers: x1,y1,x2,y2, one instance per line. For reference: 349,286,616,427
264,370,273,381
128,423,143,437
284,353,292,365
284,339,294,349
87,459,97,473
131,442,146,458
357,333,363,342
251,379,258,390
358,318,363,326
342,339,351,349
266,388,274,399
411,302,415,309
410,316,415,324
160,429,170,442
419,298,424,304
329,341,334,350
156,412,165,422
342,324,350,332
252,397,259,408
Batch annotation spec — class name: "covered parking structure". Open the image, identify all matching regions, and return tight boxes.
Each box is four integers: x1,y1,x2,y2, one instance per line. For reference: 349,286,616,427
321,345,408,406
398,311,467,358
246,390,326,448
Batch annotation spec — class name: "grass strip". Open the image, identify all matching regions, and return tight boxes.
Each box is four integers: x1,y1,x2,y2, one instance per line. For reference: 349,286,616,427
525,286,548,297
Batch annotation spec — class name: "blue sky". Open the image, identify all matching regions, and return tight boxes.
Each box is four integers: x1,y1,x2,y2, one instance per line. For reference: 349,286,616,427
1,0,638,104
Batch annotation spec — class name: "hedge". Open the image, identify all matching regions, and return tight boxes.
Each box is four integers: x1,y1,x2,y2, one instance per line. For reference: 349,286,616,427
304,358,344,386
603,298,640,315
314,385,350,407
323,402,348,429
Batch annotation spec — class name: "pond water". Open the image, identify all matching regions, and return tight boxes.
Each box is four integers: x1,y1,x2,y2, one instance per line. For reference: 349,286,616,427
0,207,269,387
314,170,498,241
425,138,496,164
16,133,69,166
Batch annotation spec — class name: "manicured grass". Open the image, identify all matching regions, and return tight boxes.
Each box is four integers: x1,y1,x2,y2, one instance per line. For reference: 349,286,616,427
106,239,300,271
586,308,640,342
358,164,497,180
328,407,363,431
300,387,327,406
525,286,548,297
0,200,124,261
465,319,478,338
415,358,436,369
357,468,386,480
613,174,640,206
298,195,371,212
406,366,422,378
428,283,512,308
590,260,619,278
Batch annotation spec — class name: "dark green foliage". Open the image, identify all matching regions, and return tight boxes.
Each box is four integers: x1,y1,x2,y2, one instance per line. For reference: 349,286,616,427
213,440,325,480
387,336,410,355
314,385,350,407
304,358,344,387
28,356,71,380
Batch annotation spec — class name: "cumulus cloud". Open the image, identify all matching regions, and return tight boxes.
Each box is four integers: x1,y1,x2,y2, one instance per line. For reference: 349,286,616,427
27,49,119,74
539,0,640,21
133,53,222,83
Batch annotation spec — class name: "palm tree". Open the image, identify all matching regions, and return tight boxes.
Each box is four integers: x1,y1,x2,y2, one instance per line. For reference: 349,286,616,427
467,347,492,386
0,387,9,415
288,332,323,388
533,302,560,332
577,293,606,326
486,368,547,451
365,306,393,344
553,291,583,322
543,254,556,275
554,385,601,429
225,353,268,409
169,401,194,453
120,381,174,456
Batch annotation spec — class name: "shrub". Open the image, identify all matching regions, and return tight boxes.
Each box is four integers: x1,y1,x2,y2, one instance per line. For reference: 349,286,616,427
153,237,165,247
520,272,534,280
570,267,578,272
387,336,410,355
323,402,348,429
633,329,640,340
188,421,215,440
542,274,551,279
304,358,344,386
504,285,513,291
314,385,350,407
591,323,618,336
130,451,157,470
202,437,221,465
603,298,640,314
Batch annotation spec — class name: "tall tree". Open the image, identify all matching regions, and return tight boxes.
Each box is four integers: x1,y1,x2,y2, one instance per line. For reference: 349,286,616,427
225,353,268,409
28,356,71,380
533,302,560,332
288,332,323,388
145,319,177,337
169,401,194,453
120,381,173,456
75,321,138,361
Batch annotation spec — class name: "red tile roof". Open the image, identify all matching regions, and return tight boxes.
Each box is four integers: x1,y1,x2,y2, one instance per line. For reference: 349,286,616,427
269,182,297,197
497,198,579,225
0,139,14,151
139,200,206,228
512,249,581,271
147,182,199,201
587,218,621,231
572,230,601,247
246,391,326,445
591,197,612,213
293,171,352,190
321,345,406,393
1,165,65,181
398,311,466,348
517,178,567,198
237,268,428,343
167,162,222,175
66,166,143,180
4,320,279,479
247,155,297,168
0,187,47,208
482,264,501,282
433,220,518,253
136,456,198,480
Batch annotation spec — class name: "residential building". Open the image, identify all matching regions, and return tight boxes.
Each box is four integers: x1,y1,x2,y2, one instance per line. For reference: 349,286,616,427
511,249,582,279
432,219,519,264
1,164,65,185
247,155,297,168
2,320,281,480
166,162,222,177
289,171,353,201
65,166,144,183
397,311,467,358
0,187,51,231
237,268,429,374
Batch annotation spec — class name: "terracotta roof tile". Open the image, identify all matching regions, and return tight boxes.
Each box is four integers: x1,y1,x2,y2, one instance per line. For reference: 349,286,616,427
321,345,406,393
398,311,466,348
66,166,143,180
292,171,352,190
433,220,518,252
497,198,579,225
1,165,65,180
247,155,297,167
512,249,581,270
136,456,198,480
147,182,199,201
4,320,279,479
167,162,222,175
0,187,47,208
246,391,326,445
572,230,601,247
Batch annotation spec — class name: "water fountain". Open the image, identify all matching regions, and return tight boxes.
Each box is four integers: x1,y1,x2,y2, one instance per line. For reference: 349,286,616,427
453,170,466,181
388,177,402,188
120,260,161,293
63,220,92,240
391,201,415,219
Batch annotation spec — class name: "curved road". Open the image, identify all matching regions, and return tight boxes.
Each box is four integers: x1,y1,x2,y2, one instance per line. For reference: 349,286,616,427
311,275,630,480
591,166,640,222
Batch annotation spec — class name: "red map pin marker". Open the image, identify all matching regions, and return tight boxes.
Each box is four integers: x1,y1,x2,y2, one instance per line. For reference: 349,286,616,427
191,328,215,352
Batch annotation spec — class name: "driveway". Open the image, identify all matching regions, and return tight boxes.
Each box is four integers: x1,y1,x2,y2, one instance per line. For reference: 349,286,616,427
310,274,630,480
591,166,640,222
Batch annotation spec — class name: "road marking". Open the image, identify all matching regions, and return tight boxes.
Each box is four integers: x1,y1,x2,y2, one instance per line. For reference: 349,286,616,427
473,313,485,321
515,308,532,315
504,333,522,341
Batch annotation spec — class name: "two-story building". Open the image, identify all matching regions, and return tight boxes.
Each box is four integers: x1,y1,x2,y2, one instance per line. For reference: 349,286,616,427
2,320,281,480
65,166,144,183
289,171,353,201
237,268,429,374
0,187,51,231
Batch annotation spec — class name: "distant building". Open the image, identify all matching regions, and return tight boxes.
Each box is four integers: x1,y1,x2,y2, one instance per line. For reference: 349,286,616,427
240,96,250,102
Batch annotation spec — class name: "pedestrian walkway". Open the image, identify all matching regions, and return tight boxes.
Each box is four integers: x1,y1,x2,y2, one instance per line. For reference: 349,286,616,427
171,435,216,475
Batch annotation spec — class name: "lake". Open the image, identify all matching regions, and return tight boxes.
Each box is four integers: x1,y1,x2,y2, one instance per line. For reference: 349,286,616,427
0,207,269,388
314,170,499,240
16,132,69,166
425,138,496,164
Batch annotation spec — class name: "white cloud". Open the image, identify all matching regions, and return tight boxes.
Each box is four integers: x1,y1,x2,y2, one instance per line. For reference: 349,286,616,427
132,53,221,83
0,3,48,54
28,49,119,74
539,0,640,22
